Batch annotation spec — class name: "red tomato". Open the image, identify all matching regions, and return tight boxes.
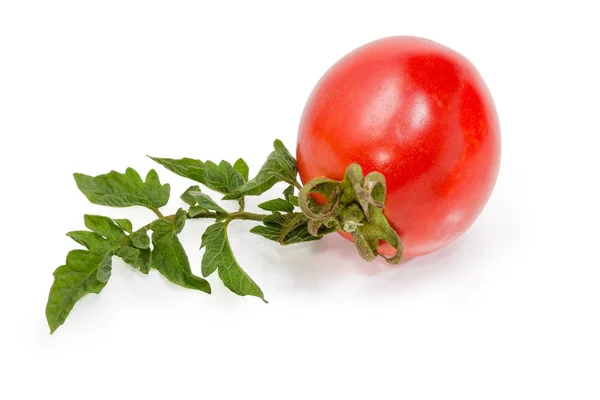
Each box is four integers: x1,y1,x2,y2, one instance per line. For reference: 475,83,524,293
296,36,501,258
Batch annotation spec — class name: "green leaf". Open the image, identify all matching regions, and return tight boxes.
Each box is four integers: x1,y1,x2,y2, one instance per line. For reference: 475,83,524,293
174,208,187,234
189,191,227,214
151,233,211,293
84,215,126,243
131,228,150,249
263,211,294,227
288,196,299,207
150,157,245,195
136,248,152,274
215,213,229,222
66,231,112,254
248,225,281,242
204,160,245,194
181,185,201,206
188,206,209,218
149,157,206,185
74,168,170,210
283,185,294,199
201,222,266,302
150,218,174,242
233,158,249,181
46,249,110,333
96,251,114,282
223,139,297,199
283,185,299,206
114,219,133,233
115,246,140,265
250,212,326,245
258,198,295,213
281,223,322,244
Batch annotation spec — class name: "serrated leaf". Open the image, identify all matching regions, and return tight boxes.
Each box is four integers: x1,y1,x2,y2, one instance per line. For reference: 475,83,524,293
223,139,297,199
46,249,111,333
66,231,112,254
250,212,325,245
263,211,293,227
84,215,126,243
201,222,266,302
149,157,206,184
248,225,282,242
150,218,174,242
282,223,323,244
136,248,152,274
188,206,209,218
258,198,295,213
174,208,187,234
250,224,319,244
151,233,211,293
233,158,249,181
115,246,140,265
204,160,245,194
283,185,294,200
181,185,201,206
131,228,150,249
189,191,227,214
150,157,244,195
96,251,114,282
74,168,170,210
215,213,229,222
283,186,299,207
114,218,133,233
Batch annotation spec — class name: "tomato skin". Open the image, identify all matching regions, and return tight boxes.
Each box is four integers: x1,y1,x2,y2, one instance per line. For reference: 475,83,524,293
296,36,501,258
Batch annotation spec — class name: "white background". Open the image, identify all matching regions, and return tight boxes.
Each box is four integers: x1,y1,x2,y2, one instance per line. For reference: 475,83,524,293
1,1,599,399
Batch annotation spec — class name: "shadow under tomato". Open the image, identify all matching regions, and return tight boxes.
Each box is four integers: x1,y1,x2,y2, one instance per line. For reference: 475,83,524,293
282,226,482,292
318,232,466,277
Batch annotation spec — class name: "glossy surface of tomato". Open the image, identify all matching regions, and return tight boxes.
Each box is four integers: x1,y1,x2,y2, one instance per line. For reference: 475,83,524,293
296,36,501,258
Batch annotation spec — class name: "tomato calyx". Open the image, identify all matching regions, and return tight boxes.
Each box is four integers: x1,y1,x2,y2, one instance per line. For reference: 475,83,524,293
298,164,404,264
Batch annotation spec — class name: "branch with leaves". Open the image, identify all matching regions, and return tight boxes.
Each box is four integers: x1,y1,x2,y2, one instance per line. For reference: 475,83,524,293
46,140,403,333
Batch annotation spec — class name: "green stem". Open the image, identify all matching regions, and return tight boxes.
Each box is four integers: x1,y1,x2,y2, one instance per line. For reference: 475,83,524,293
137,210,267,233
226,211,266,222
187,211,218,220
151,208,165,219
186,210,265,222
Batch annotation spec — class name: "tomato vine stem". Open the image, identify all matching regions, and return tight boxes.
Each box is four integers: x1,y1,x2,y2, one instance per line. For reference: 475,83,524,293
224,211,267,222
146,168,401,264
151,208,165,219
